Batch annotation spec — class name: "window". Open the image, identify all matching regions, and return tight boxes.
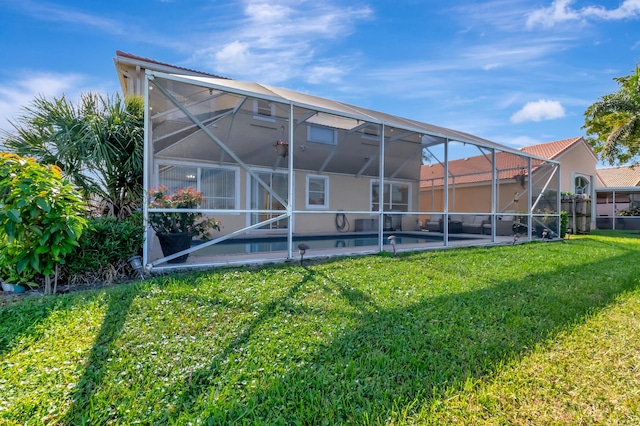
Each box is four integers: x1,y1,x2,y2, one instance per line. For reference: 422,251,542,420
157,163,238,210
307,124,337,145
253,99,275,122
371,180,410,212
201,169,236,209
250,170,288,230
574,174,590,195
306,175,329,209
360,125,380,141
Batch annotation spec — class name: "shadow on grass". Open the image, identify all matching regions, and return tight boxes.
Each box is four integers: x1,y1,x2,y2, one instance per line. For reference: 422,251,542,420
168,247,640,424
62,284,142,424
161,268,315,418
0,291,104,358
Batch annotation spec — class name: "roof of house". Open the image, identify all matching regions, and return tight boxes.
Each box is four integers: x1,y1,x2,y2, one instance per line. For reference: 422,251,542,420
115,50,229,79
149,70,539,157
597,166,640,187
119,51,565,176
420,136,587,187
519,136,585,160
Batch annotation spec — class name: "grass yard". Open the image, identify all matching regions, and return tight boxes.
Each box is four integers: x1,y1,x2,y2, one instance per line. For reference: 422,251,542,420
1,232,640,425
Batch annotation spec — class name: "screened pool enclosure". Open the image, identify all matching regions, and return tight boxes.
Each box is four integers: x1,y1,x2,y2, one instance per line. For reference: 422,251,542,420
143,71,560,270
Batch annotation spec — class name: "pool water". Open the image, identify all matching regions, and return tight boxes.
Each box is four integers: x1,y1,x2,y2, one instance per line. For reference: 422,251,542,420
191,233,476,257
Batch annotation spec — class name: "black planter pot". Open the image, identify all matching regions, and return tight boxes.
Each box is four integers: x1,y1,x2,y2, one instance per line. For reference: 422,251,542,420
157,232,192,263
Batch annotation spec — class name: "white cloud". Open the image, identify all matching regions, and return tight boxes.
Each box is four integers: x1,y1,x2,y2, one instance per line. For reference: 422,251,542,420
306,65,347,84
527,0,640,29
582,0,640,20
510,99,566,123
0,73,88,132
193,0,373,84
11,0,126,35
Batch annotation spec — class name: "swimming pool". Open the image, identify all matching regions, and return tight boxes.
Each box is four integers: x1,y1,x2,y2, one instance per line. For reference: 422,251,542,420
190,232,481,257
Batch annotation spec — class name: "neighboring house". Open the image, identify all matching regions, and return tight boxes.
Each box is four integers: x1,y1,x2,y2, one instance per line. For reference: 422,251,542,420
597,166,640,188
595,166,640,229
420,136,597,232
521,137,597,196
113,51,560,269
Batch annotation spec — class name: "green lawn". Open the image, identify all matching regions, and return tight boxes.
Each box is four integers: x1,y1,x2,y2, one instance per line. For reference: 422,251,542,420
1,232,639,425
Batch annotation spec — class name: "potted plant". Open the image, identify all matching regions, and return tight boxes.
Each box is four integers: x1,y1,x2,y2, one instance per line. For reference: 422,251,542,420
273,140,289,157
148,186,220,263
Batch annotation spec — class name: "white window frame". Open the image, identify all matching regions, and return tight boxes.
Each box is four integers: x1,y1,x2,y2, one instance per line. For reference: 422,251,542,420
573,173,591,195
370,179,412,212
307,124,337,145
306,174,329,209
245,167,289,230
253,99,275,122
155,160,240,211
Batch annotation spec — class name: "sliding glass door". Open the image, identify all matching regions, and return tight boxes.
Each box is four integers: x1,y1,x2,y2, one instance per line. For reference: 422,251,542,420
250,171,288,230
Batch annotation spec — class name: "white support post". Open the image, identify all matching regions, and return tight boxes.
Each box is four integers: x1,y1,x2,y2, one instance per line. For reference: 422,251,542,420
142,74,152,268
491,148,496,243
443,139,449,246
378,124,385,252
527,157,532,241
287,104,294,260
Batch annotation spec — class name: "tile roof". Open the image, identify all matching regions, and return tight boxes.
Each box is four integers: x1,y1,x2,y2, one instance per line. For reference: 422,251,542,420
115,50,229,79
518,136,585,160
597,166,640,187
420,137,586,187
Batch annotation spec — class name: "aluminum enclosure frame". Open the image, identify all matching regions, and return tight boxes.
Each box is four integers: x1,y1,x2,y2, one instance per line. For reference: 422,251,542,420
143,71,561,270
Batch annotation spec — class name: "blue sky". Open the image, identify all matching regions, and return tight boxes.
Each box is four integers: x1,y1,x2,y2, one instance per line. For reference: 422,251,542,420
1,0,639,152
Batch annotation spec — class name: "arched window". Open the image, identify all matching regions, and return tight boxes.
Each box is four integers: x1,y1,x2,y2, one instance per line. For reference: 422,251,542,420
574,174,590,195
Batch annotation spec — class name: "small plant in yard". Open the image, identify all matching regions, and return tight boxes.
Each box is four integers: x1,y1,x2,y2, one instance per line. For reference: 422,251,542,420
62,211,143,285
0,153,87,294
148,186,220,238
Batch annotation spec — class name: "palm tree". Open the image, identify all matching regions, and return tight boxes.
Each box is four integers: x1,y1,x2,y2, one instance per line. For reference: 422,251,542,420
87,94,144,218
2,95,98,197
583,65,640,165
1,93,144,218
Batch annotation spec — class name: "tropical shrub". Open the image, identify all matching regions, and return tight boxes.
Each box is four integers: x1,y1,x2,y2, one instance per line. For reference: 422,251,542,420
0,153,87,293
1,93,144,218
560,210,568,238
62,211,143,285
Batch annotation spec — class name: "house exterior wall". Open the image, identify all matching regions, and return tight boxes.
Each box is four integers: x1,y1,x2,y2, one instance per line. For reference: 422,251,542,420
556,142,598,193
153,164,419,237
419,181,528,216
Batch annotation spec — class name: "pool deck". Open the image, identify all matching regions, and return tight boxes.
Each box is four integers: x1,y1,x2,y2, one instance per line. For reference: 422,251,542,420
149,231,519,271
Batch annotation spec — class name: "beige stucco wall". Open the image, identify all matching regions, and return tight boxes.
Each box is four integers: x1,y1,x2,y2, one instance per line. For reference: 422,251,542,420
419,176,563,225
169,169,419,236
419,141,598,224
556,142,598,193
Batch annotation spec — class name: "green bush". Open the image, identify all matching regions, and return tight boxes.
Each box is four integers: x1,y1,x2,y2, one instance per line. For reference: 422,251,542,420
618,206,640,216
0,153,87,293
560,210,568,238
62,211,143,285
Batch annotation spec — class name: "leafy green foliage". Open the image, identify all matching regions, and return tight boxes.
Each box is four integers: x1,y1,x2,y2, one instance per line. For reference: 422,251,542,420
62,212,143,284
618,205,640,216
0,152,87,292
148,186,220,238
1,233,640,424
583,64,640,165
560,210,568,237
1,93,144,218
